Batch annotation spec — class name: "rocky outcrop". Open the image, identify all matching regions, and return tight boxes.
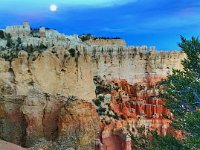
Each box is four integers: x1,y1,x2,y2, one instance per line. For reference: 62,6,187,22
0,91,100,149
93,76,181,150
0,95,27,146
4,22,31,37
0,49,96,100
0,22,187,150
58,99,100,150
90,49,185,83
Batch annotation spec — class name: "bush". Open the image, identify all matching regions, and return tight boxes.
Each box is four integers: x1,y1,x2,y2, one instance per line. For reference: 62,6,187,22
97,107,106,115
120,114,126,120
68,48,76,57
0,30,5,39
94,99,101,106
113,112,119,120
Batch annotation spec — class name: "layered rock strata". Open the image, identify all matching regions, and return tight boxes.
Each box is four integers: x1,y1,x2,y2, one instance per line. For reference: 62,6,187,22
0,22,186,149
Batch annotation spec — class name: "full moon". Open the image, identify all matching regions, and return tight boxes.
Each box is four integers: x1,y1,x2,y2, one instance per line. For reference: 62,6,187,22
50,4,58,12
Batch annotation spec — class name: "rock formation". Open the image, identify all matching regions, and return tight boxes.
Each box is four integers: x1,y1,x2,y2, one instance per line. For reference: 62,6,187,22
0,22,186,149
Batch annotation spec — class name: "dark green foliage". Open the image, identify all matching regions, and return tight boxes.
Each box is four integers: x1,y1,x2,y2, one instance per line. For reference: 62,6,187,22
68,48,76,57
26,44,34,54
130,127,151,150
30,28,40,37
94,79,113,95
95,86,111,95
151,132,186,150
161,36,200,149
96,107,106,115
183,135,200,149
130,129,185,150
183,110,200,135
94,99,101,106
113,112,119,120
6,33,13,47
120,114,126,120
79,33,121,42
79,34,93,41
39,43,47,49
116,97,122,103
161,70,199,119
0,30,5,39
98,96,105,102
17,37,22,45
179,36,200,76
4,33,11,39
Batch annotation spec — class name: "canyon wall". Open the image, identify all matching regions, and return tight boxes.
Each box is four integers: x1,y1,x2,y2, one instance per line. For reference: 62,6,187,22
0,22,186,149
0,47,185,101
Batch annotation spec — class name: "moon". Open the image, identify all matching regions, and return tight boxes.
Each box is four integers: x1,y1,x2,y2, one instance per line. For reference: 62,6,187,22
50,4,58,12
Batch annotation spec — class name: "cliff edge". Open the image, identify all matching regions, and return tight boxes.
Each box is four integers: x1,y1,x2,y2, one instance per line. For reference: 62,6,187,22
0,22,186,149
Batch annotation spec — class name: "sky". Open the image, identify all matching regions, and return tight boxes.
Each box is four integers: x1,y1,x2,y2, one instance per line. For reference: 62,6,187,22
0,0,200,50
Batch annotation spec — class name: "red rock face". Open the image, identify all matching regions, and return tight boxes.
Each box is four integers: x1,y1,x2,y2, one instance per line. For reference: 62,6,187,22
94,75,176,150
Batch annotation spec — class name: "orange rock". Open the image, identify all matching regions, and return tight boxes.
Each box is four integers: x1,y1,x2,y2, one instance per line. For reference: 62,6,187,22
98,77,180,150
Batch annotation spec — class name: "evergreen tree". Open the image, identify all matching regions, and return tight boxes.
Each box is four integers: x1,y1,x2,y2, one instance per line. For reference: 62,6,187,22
6,33,13,47
161,36,200,149
0,30,5,39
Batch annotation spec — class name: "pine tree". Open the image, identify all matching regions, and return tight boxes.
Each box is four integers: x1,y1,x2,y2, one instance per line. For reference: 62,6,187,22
161,36,200,149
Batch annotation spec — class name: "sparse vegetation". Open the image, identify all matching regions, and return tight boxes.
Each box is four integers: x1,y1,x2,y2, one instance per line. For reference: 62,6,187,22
93,76,121,121
130,128,185,150
96,107,106,115
0,33,48,60
113,112,119,120
120,114,126,120
68,48,76,57
30,28,40,37
0,30,5,39
64,95,78,106
79,33,121,42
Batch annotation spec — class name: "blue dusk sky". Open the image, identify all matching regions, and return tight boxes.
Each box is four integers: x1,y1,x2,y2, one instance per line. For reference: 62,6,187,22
0,0,200,50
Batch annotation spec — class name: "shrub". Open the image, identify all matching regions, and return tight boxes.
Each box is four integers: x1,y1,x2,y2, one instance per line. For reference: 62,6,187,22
120,114,126,120
97,107,106,115
94,99,101,106
68,48,76,57
113,112,119,120
0,30,5,39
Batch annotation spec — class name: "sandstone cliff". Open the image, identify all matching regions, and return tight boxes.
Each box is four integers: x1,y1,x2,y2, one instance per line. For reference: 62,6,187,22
0,22,186,150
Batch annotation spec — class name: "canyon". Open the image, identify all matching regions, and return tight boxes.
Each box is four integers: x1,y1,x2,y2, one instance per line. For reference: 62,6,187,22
0,22,186,150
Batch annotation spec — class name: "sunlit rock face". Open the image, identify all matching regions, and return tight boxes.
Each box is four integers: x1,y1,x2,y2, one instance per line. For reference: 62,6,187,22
0,49,96,100
58,99,100,150
0,23,186,149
